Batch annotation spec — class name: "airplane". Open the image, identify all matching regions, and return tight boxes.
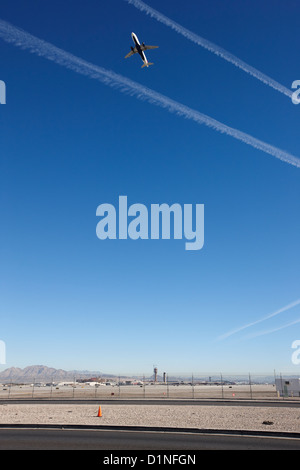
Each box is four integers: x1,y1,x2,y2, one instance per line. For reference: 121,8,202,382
125,32,158,68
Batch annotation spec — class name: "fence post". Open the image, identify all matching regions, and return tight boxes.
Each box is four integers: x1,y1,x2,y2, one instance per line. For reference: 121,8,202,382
280,373,284,400
221,373,224,399
273,370,277,399
249,373,253,399
192,374,194,399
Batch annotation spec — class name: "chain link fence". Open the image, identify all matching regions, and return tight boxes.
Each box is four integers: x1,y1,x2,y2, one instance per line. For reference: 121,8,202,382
1,373,299,400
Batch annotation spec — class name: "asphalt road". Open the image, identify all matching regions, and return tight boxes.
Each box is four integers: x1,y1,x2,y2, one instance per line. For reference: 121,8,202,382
0,427,300,450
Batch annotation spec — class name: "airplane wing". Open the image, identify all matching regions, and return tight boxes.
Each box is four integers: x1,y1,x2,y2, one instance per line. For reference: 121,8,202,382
125,48,138,59
141,45,159,51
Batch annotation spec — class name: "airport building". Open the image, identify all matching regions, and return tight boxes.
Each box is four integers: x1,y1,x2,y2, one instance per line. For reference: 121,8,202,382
275,378,300,397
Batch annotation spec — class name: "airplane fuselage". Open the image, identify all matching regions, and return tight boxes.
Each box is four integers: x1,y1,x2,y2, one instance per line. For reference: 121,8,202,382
131,32,148,65
125,32,157,68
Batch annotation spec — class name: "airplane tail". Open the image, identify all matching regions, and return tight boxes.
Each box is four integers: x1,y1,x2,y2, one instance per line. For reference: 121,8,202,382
142,62,154,68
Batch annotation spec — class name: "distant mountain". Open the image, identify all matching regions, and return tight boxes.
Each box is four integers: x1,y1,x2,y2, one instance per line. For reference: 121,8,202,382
0,365,103,383
0,365,281,384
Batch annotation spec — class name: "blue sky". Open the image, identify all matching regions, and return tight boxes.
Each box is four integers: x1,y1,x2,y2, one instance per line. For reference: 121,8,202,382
0,0,299,376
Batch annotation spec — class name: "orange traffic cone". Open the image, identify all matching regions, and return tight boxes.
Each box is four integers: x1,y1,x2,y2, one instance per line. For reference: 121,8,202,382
97,405,102,417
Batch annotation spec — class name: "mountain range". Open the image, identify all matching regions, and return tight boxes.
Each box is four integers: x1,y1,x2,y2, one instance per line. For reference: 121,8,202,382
0,365,287,384
0,365,105,383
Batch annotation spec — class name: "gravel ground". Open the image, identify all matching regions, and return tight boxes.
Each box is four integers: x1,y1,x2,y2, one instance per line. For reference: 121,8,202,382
0,404,300,433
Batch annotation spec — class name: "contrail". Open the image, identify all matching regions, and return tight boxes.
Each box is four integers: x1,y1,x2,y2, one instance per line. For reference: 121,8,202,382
245,318,300,339
0,18,299,168
218,299,300,340
125,0,293,99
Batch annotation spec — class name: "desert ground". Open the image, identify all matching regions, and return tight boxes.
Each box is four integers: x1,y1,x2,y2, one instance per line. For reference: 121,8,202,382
0,402,299,433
